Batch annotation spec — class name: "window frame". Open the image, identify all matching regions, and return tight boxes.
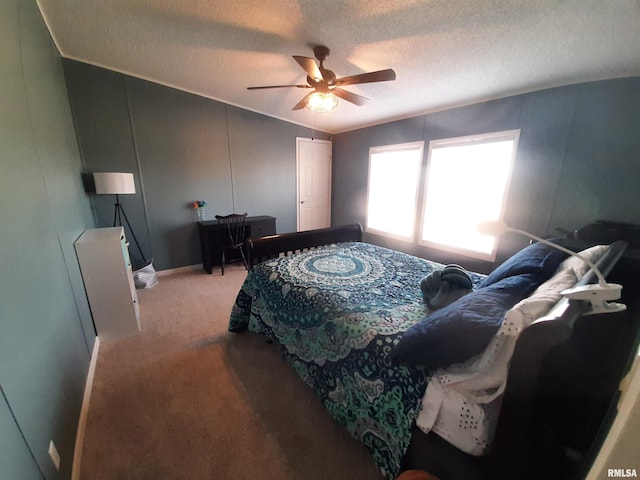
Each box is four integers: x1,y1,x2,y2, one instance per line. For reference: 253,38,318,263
417,129,520,261
365,141,425,242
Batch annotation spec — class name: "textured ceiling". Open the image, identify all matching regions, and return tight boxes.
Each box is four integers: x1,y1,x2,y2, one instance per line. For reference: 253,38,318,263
38,0,640,134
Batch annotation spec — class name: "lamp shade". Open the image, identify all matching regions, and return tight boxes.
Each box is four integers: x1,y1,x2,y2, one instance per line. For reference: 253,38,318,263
94,172,136,195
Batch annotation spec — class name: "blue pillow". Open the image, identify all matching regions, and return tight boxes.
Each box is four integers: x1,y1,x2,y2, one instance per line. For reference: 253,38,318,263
478,240,569,288
392,274,540,367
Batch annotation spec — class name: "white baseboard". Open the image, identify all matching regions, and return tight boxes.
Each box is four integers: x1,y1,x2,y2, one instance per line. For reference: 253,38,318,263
71,336,101,480
156,264,202,277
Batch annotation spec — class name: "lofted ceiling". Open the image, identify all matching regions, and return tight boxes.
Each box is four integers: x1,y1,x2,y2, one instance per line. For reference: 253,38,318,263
37,0,640,134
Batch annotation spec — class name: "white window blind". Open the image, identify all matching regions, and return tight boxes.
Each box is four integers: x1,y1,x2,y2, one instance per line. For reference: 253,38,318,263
420,130,519,260
366,142,424,240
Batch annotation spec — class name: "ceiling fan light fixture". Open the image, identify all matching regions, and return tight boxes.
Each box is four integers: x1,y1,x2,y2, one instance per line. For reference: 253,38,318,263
248,45,395,111
305,92,338,113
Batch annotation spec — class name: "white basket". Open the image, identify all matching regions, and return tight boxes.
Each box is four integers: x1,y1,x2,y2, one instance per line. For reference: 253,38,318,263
134,261,158,289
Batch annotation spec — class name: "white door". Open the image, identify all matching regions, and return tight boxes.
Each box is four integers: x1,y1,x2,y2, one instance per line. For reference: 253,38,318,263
296,137,332,231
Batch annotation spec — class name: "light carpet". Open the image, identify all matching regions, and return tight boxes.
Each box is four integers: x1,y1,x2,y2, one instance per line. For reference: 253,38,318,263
78,264,383,479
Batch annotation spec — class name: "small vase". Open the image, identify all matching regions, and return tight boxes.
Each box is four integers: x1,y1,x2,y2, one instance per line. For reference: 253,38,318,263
197,206,206,222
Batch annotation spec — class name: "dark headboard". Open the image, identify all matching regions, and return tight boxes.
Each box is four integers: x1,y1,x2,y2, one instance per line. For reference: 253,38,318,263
246,223,363,268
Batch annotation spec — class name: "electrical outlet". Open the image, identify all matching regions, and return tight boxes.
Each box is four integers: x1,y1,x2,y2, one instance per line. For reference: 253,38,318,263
48,440,60,471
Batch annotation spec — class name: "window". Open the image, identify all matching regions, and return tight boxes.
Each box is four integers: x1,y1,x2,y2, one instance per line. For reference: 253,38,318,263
366,142,424,240
420,130,519,260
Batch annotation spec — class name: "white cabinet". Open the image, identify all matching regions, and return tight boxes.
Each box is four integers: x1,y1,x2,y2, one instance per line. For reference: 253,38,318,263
75,227,140,341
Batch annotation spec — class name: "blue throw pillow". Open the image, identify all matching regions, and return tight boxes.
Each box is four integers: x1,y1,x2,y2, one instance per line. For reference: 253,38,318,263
478,240,569,288
392,273,541,367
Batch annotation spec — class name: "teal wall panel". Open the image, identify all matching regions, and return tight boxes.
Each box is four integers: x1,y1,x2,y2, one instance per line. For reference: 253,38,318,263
126,77,234,269
332,77,640,270
63,60,151,268
0,389,43,480
0,1,95,479
226,106,299,234
331,128,372,230
63,60,328,271
550,78,640,230
506,87,577,232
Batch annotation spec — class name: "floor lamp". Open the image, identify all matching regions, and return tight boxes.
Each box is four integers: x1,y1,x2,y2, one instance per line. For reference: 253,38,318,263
94,172,147,264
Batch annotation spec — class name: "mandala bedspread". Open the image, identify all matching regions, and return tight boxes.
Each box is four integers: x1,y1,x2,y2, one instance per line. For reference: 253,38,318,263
229,242,486,478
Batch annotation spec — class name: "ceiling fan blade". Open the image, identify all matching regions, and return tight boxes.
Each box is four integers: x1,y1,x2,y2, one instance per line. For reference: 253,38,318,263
332,88,369,106
334,68,396,87
247,84,311,90
292,92,314,110
293,56,323,81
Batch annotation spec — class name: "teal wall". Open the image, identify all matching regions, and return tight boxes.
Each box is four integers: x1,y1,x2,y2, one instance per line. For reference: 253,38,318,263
332,77,640,272
63,56,640,276
0,1,96,479
63,60,329,271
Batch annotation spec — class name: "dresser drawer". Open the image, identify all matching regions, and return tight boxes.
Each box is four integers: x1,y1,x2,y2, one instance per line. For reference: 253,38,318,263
249,218,276,238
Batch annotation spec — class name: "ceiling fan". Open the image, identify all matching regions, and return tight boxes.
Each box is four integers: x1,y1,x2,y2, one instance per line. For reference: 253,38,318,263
247,45,396,112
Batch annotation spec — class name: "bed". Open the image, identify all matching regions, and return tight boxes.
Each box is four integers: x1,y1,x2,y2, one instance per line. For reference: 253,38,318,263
228,224,629,480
